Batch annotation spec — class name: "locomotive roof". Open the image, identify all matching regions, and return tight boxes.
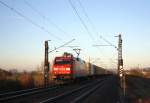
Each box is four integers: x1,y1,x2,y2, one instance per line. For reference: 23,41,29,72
55,56,86,63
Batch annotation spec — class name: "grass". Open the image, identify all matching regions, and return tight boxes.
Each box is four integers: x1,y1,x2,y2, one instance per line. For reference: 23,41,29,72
125,75,150,103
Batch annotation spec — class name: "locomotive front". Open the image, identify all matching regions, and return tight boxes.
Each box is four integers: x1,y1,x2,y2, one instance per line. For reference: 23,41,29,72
52,55,73,80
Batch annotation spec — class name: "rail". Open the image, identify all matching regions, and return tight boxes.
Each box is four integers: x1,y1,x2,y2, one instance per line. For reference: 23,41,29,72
40,78,106,103
0,86,58,102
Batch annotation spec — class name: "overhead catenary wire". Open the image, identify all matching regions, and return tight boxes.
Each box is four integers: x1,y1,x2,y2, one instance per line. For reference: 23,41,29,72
0,0,62,41
1,0,116,65
68,0,95,42
76,0,117,67
68,0,108,64
68,0,101,60
24,0,73,38
24,0,45,19
77,0,98,35
49,39,75,53
100,36,117,49
77,0,117,49
24,0,83,53
68,0,117,65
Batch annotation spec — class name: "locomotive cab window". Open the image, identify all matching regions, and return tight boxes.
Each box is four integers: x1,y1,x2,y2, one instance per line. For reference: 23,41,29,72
55,59,71,64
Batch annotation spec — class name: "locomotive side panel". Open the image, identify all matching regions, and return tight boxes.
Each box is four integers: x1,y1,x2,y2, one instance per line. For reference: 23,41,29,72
73,58,89,79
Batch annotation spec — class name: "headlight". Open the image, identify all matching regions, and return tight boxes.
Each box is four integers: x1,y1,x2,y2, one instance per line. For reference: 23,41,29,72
66,68,70,71
54,68,58,70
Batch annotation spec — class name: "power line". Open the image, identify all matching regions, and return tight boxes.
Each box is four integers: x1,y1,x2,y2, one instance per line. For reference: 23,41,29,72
49,39,75,53
77,0,117,67
77,0,116,49
0,0,62,41
24,0,73,38
69,0,116,48
24,0,80,52
68,0,108,65
68,0,95,42
100,36,117,49
24,0,45,19
0,0,80,61
77,0,98,35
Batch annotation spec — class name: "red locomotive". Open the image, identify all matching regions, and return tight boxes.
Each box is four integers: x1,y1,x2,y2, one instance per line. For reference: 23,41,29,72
51,52,113,80
52,52,88,80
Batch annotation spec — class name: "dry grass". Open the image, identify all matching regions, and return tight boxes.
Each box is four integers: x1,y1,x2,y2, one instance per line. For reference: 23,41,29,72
125,75,150,103
0,69,47,93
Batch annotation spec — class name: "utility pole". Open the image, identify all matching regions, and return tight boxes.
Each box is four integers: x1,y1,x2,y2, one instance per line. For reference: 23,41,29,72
93,34,125,101
117,34,123,76
116,34,126,101
117,34,124,88
44,40,50,87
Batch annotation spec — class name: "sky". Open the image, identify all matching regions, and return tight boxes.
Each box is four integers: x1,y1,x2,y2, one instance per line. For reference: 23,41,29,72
0,0,150,71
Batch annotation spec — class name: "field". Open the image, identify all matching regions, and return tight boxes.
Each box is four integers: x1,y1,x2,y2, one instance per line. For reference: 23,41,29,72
125,75,150,103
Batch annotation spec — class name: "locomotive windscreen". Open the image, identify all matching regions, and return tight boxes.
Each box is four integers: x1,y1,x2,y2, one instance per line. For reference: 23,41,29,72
55,60,71,64
54,58,72,65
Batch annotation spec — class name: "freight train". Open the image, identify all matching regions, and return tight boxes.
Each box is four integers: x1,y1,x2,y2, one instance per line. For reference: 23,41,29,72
51,52,111,80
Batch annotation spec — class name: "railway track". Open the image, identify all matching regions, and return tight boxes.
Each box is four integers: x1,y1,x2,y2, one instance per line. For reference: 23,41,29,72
0,77,109,103
0,85,59,102
40,78,107,103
